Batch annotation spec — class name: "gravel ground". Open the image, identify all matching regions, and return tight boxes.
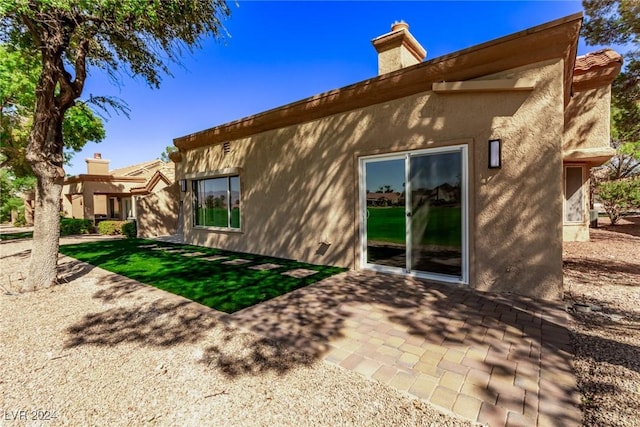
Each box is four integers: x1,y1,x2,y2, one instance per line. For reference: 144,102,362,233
3,217,638,427
0,233,471,427
563,216,640,427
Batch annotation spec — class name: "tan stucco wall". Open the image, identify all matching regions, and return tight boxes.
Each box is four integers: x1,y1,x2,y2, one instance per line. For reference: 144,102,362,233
71,195,83,218
179,59,565,299
562,86,613,242
378,47,422,75
563,224,590,242
86,159,110,175
62,179,145,220
137,182,180,238
564,86,611,151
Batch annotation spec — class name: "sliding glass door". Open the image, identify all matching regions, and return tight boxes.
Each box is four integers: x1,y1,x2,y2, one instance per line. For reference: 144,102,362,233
363,157,406,269
360,146,467,283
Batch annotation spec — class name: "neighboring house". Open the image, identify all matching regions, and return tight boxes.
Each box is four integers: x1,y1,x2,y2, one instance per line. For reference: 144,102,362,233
171,14,620,299
367,192,402,207
24,153,175,225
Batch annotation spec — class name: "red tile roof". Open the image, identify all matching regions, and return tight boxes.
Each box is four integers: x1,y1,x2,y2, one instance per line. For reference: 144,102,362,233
572,48,622,91
574,49,623,72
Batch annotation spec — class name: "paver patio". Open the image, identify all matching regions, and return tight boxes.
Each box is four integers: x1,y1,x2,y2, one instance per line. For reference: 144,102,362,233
227,270,580,426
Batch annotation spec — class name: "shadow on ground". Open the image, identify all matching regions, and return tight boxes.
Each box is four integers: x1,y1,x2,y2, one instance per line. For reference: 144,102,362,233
564,258,640,283
57,265,595,424
64,296,221,348
597,216,640,238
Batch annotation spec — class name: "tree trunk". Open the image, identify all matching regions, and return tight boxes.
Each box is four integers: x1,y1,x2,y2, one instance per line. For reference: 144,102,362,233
23,56,66,292
19,9,86,292
23,173,63,292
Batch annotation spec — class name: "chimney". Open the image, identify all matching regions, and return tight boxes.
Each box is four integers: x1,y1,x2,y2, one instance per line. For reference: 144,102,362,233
86,153,110,175
372,21,427,75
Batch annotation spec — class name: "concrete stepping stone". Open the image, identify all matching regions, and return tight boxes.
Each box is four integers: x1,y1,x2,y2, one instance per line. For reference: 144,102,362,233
163,249,186,253
138,244,158,249
182,252,206,257
222,258,251,265
201,255,229,262
249,263,282,271
281,268,318,278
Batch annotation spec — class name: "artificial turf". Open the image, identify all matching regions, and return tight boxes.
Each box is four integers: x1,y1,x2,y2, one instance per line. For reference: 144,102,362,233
59,238,346,313
0,231,33,241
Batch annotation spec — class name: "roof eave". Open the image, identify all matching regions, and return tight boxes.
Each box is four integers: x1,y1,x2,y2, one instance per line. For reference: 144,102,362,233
174,12,583,151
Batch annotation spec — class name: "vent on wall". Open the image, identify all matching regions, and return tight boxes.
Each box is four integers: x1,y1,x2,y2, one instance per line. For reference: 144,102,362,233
222,142,231,156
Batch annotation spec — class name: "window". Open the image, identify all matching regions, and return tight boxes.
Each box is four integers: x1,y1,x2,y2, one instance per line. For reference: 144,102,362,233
193,175,241,229
564,166,584,223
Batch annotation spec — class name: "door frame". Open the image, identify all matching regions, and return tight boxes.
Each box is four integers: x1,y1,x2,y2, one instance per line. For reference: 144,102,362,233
358,144,469,285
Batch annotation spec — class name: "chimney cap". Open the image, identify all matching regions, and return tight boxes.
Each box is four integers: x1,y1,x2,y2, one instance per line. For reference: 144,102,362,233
391,21,409,32
94,153,102,159
372,21,427,74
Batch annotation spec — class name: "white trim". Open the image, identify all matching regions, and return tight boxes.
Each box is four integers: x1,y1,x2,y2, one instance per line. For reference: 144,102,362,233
405,155,412,272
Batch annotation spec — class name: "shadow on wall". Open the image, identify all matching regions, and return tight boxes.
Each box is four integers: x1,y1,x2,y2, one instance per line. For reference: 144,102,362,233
563,86,604,152
137,182,180,237
181,59,601,299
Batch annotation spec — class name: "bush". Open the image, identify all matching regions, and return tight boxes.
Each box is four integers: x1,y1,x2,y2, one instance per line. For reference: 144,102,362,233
122,220,137,238
98,220,136,238
60,218,93,236
98,220,124,235
13,206,27,227
598,178,640,225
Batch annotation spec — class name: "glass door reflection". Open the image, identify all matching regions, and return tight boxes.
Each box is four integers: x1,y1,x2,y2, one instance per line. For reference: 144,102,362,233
364,158,406,269
409,152,462,277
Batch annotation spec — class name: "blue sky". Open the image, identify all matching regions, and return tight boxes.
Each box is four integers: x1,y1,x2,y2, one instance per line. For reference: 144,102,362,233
67,0,597,175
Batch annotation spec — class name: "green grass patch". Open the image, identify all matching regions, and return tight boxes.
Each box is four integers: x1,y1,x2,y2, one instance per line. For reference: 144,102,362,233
195,208,240,228
367,207,406,245
59,239,346,313
0,231,33,241
367,206,461,247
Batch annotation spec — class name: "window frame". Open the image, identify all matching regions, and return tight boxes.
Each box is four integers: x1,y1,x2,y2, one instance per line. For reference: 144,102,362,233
191,174,241,231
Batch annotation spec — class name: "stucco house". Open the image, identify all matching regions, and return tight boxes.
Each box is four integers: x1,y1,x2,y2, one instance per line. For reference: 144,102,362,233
24,154,175,225
171,13,621,300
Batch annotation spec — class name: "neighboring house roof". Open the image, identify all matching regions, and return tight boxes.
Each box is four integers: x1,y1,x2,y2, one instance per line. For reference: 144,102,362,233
174,13,583,151
130,170,173,195
110,159,165,177
62,159,175,197
367,192,402,203
108,159,176,182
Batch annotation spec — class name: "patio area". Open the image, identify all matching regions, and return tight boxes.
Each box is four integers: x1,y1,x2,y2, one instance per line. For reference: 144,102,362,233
227,270,580,426
2,232,581,425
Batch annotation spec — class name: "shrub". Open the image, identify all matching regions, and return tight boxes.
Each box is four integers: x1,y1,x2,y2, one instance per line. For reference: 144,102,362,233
98,220,136,238
13,206,27,227
122,220,137,238
597,178,640,225
60,218,93,236
98,220,124,235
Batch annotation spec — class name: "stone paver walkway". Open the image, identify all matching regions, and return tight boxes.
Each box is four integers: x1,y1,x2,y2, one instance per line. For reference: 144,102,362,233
228,271,580,426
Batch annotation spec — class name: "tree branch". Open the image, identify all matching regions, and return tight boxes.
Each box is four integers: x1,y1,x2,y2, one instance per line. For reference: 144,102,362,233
70,39,90,98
